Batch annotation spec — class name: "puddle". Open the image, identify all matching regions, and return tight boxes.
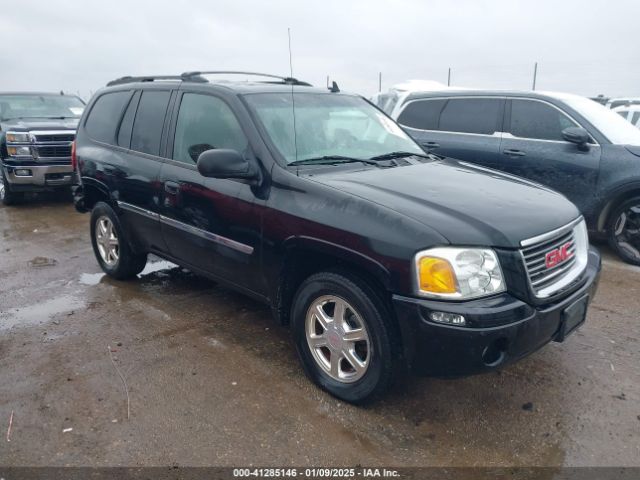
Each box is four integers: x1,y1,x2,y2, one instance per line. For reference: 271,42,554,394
139,260,178,276
79,272,106,286
78,260,178,286
0,295,85,331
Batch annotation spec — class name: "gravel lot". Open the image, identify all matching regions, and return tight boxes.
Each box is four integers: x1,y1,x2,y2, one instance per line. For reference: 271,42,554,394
0,194,638,467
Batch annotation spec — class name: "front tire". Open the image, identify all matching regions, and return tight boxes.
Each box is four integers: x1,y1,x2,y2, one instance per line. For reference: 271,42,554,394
291,271,399,404
1,169,23,206
607,197,640,266
90,202,148,279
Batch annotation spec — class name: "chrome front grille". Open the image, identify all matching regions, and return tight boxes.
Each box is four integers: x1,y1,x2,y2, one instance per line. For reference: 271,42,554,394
32,133,75,143
31,130,76,161
34,145,72,158
520,218,589,299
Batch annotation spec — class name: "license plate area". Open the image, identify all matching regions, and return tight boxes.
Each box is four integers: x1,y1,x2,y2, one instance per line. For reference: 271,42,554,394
556,295,589,342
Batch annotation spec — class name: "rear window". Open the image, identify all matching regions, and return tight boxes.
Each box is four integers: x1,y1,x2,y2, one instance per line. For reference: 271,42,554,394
85,91,131,144
397,99,446,130
438,98,502,135
130,91,171,156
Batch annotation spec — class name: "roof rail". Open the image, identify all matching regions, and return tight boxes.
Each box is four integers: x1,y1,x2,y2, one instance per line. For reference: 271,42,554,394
106,75,202,87
181,71,311,86
107,71,311,87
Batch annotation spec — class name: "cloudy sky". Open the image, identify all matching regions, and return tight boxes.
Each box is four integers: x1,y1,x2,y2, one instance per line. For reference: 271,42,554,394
1,0,638,100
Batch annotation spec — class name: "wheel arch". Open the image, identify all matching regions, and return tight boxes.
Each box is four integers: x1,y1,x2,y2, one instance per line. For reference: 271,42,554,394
596,184,640,232
81,178,114,211
272,237,393,327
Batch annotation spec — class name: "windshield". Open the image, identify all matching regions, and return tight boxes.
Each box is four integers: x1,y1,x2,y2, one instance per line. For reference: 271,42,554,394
244,92,424,164
562,96,640,146
0,94,85,121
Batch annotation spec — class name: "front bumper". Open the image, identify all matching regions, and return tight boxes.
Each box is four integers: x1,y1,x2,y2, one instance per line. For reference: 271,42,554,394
2,163,75,190
393,246,601,377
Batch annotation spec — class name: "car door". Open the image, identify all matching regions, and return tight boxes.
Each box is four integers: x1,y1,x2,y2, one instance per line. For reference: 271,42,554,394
159,90,263,294
82,88,166,252
396,97,505,168
498,98,601,212
114,88,172,253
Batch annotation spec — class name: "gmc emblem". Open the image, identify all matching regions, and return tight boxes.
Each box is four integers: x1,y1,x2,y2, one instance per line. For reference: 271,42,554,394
545,242,574,269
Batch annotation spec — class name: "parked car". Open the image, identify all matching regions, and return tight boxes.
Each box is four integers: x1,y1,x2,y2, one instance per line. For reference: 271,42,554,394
380,87,640,266
0,92,84,205
73,72,601,403
613,105,640,128
605,97,640,110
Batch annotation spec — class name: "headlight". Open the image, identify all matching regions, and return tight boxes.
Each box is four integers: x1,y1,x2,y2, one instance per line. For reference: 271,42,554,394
414,247,506,300
6,132,30,143
7,146,31,157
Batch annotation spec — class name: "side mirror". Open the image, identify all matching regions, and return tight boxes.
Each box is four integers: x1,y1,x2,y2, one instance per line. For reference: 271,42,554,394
562,127,591,150
196,149,258,181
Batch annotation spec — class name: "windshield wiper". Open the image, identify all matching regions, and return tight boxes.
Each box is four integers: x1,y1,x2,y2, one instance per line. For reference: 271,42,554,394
369,151,430,161
289,155,382,166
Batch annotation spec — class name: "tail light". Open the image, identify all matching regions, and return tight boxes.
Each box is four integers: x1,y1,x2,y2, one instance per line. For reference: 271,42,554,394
71,140,77,170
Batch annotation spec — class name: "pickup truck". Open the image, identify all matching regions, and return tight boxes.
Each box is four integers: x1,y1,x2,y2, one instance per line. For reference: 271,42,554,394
0,92,84,205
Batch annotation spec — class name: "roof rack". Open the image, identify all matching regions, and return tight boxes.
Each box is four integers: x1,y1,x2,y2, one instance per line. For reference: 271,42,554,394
106,75,202,87
106,71,311,87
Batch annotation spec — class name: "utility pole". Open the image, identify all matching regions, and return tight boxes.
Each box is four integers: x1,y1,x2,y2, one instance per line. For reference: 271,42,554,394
378,72,382,92
447,67,451,87
532,62,538,90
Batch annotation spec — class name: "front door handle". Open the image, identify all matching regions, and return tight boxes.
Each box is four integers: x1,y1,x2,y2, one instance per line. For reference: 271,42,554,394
422,141,440,150
164,181,180,194
503,149,526,157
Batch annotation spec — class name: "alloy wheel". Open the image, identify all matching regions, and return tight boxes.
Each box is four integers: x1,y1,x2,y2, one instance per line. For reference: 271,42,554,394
95,216,120,267
305,295,371,383
613,205,640,262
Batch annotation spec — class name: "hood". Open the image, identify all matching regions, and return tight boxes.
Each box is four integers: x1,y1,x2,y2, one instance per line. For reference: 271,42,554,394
307,159,581,248
1,117,79,132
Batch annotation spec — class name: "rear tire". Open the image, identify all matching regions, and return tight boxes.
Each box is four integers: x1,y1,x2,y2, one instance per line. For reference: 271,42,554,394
607,197,640,266
291,271,399,404
90,201,148,279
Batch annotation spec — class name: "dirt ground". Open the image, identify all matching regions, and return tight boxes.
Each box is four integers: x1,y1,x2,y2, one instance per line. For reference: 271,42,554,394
0,194,638,467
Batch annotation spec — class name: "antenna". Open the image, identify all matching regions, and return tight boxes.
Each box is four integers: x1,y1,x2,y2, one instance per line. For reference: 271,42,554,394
288,27,299,164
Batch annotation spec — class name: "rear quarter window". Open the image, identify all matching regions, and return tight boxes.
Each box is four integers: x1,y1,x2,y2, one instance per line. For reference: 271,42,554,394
84,91,132,144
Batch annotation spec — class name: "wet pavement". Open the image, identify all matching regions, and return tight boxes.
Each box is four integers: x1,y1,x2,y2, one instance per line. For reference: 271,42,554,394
0,196,638,467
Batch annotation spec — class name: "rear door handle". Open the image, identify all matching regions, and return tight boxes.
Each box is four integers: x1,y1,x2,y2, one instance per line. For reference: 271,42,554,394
421,141,440,149
503,149,526,157
164,181,180,194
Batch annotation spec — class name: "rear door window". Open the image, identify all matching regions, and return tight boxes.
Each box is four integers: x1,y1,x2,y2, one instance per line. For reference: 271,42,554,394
397,99,446,130
85,91,132,144
509,99,577,141
438,98,502,135
130,90,171,156
172,93,248,164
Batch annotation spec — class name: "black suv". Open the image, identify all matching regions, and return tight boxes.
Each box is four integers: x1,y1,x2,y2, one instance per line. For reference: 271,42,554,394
1,92,84,205
73,72,601,403
382,89,640,265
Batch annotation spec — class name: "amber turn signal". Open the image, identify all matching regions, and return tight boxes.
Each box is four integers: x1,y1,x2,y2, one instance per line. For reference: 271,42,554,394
418,256,457,294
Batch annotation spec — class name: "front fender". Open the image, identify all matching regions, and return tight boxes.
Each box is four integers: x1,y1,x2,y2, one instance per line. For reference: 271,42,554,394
283,235,393,290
